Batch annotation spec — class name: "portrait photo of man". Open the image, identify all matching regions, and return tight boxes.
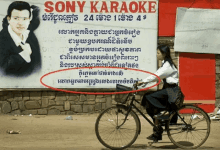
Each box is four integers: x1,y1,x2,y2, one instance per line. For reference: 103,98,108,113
0,1,41,77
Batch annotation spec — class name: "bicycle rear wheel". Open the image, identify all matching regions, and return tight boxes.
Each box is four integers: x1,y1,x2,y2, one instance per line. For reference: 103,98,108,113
95,105,140,150
167,105,210,149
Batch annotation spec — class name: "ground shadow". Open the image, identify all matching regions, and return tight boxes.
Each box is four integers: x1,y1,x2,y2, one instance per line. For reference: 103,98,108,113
100,142,176,150
130,142,178,149
101,141,214,149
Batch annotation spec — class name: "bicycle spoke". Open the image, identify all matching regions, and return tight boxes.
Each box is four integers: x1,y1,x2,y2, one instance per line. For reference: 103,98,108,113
190,131,201,145
98,127,115,133
191,129,206,139
189,108,197,124
118,130,130,144
167,105,210,149
193,128,208,131
99,121,115,127
168,127,184,130
191,118,206,126
95,106,139,149
101,114,116,126
102,129,117,141
169,130,185,136
119,128,137,131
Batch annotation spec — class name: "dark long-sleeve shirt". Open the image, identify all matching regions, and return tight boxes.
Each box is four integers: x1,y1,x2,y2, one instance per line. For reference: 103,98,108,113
0,27,41,77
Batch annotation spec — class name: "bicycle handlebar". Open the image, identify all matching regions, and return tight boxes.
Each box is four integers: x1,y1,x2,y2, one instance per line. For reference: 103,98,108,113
133,81,138,90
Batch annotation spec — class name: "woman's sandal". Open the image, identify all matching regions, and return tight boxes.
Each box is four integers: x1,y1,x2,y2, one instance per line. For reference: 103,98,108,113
146,133,162,142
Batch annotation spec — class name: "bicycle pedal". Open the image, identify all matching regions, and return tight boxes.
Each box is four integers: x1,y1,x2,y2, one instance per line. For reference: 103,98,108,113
148,142,154,146
153,139,158,143
148,140,157,146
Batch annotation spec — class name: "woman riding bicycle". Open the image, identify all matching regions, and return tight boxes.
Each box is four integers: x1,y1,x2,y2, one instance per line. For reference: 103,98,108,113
137,45,179,142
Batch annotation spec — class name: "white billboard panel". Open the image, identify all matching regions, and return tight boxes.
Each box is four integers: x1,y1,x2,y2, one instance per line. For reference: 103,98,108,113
0,0,158,88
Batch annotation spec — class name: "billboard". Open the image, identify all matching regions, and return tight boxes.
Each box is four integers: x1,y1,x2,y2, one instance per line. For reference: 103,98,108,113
0,0,158,88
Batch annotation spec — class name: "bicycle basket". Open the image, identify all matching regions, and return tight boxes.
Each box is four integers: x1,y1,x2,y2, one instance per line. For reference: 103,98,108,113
115,84,132,104
116,84,133,91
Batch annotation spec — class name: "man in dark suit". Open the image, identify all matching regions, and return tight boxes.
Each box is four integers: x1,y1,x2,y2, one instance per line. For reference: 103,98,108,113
0,1,41,77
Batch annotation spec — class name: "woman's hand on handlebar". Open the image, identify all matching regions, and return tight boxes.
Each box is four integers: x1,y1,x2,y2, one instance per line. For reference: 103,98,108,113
134,81,148,89
137,81,146,86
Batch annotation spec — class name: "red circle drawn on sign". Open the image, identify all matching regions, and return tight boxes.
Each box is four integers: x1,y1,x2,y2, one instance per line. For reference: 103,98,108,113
40,66,161,95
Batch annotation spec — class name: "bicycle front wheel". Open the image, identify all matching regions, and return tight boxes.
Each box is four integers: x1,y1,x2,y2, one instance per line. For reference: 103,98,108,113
95,105,140,150
167,105,210,149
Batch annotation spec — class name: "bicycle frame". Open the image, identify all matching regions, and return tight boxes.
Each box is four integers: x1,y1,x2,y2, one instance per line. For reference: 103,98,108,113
117,92,190,133
96,83,211,150
116,81,195,133
117,92,161,132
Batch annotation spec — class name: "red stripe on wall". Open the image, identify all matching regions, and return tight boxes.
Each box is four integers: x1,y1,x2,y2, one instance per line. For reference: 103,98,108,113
158,0,218,113
179,53,215,113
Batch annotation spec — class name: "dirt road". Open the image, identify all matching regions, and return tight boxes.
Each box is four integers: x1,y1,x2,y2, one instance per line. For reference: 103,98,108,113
0,113,219,150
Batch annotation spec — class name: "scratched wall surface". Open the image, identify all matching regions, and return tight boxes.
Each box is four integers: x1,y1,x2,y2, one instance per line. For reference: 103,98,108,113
0,0,158,88
174,7,220,54
0,37,219,115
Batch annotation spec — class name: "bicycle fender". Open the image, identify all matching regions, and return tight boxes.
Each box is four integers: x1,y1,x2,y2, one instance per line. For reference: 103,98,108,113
116,104,141,134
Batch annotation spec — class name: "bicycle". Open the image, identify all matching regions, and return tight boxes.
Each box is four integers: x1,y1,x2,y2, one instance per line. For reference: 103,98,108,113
95,83,211,149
